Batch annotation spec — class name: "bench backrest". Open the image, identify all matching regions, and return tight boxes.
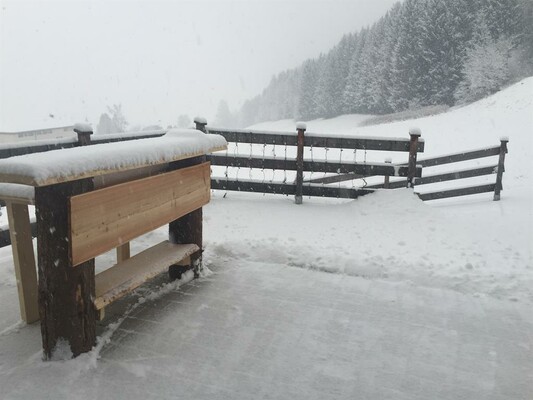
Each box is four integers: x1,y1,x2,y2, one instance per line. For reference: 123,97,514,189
69,162,210,266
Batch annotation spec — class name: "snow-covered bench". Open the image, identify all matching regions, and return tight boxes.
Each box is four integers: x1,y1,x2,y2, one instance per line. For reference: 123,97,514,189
0,129,226,359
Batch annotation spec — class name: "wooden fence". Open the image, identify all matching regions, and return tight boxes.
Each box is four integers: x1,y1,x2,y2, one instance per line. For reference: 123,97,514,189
0,119,509,248
203,121,424,204
366,139,509,201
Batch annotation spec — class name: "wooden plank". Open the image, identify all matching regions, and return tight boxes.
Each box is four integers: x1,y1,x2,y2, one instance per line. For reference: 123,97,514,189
211,178,374,199
116,242,130,263
367,165,498,189
70,162,210,267
93,164,167,189
418,183,496,201
415,147,500,167
208,154,422,177
5,202,39,323
303,173,365,184
0,141,78,160
94,241,199,310
208,128,425,152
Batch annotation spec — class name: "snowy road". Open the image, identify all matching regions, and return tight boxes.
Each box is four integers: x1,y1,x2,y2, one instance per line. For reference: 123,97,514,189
1,258,531,399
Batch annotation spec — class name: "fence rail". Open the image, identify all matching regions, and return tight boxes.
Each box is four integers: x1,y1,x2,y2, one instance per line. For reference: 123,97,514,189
207,128,425,152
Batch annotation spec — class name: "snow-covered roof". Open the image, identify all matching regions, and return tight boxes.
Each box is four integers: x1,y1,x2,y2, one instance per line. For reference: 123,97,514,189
0,129,227,186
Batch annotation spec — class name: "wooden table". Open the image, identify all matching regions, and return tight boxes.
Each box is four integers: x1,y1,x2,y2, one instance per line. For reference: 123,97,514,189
0,131,226,359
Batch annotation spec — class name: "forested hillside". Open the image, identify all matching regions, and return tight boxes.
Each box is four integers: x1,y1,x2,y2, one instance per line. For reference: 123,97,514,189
234,0,532,127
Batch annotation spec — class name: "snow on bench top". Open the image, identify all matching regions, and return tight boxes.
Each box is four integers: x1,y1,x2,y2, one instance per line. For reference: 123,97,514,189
0,183,35,204
0,129,227,187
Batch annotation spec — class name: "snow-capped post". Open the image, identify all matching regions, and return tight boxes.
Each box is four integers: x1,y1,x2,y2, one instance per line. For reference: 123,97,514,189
73,123,93,146
194,116,207,133
407,128,421,188
295,122,306,204
493,137,509,201
383,157,392,189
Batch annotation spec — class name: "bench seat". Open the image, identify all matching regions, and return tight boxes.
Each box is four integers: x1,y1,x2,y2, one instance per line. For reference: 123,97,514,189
94,240,199,311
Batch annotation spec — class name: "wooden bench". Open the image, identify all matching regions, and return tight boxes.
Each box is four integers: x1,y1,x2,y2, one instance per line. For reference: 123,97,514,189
0,129,226,359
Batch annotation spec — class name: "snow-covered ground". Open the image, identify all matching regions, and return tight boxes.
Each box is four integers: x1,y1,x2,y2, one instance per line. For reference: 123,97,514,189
0,78,532,399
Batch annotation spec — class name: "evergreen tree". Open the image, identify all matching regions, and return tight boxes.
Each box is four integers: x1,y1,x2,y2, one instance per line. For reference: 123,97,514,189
235,0,529,125
298,58,322,120
455,12,513,103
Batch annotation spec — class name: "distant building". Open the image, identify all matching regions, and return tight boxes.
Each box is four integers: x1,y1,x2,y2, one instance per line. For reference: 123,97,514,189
0,126,75,144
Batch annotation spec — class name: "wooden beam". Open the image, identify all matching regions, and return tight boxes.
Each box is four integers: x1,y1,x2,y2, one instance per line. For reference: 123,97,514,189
5,202,39,323
418,183,496,201
303,173,365,185
69,163,210,267
211,178,374,199
208,154,421,177
116,243,130,263
415,146,500,167
208,128,425,152
367,165,498,189
94,241,198,310
35,178,96,359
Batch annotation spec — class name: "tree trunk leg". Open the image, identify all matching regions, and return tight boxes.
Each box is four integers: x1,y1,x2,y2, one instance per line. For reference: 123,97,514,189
169,209,203,279
35,179,96,360
167,156,205,280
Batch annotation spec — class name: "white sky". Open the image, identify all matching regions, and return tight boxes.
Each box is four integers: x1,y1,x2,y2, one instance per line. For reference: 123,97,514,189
0,0,398,131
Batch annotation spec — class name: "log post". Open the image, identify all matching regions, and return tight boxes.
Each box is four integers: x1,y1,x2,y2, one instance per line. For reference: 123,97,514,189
407,128,421,188
168,147,205,280
35,178,96,359
383,157,392,189
295,122,306,204
493,137,509,201
74,124,93,146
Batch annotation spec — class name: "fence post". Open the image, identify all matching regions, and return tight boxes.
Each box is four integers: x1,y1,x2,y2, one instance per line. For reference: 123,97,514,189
74,124,93,146
493,137,509,201
407,127,421,188
384,157,392,189
194,116,208,133
295,122,306,204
